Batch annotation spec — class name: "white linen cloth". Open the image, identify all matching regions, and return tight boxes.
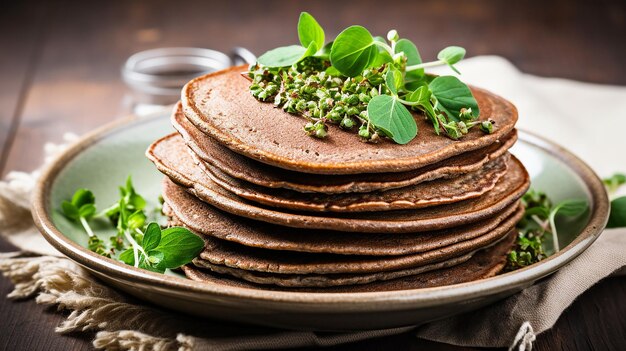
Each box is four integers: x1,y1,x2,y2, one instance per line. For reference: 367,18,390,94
1,56,625,350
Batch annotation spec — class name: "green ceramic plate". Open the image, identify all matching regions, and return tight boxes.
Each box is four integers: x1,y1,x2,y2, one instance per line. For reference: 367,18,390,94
32,109,609,331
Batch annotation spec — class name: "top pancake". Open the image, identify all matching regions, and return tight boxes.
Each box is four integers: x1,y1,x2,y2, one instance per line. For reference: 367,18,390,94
172,101,518,194
182,65,518,174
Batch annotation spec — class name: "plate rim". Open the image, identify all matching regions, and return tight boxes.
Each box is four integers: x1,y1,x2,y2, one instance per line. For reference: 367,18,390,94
31,109,610,312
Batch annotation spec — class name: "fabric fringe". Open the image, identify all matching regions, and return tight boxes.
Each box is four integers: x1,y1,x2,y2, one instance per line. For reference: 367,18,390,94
93,331,178,351
0,253,184,350
508,322,536,351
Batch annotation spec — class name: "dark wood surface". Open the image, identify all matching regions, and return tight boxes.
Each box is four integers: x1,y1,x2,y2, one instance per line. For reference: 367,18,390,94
1,0,625,350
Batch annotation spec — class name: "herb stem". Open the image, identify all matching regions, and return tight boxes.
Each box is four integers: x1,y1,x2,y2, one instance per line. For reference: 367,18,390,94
406,60,446,71
98,203,119,218
79,217,95,237
531,215,550,232
548,215,561,253
123,229,147,267
397,98,422,107
373,41,394,56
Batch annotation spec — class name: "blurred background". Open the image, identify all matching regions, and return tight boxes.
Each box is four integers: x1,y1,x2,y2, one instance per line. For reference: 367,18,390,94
1,0,625,175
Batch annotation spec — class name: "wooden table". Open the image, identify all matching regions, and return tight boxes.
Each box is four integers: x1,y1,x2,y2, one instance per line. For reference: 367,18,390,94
1,0,625,349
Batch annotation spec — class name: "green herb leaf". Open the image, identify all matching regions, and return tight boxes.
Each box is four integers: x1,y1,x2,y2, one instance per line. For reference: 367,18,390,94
369,36,393,68
395,39,423,80
550,200,588,218
316,41,333,60
128,193,146,212
437,46,466,74
429,76,479,122
62,188,98,240
330,26,378,77
142,222,162,251
72,189,95,208
61,201,79,220
523,206,550,218
127,211,146,231
384,67,403,95
156,227,204,268
607,196,626,228
124,176,146,210
604,173,626,195
119,248,135,265
405,85,439,117
140,250,166,273
298,12,324,51
105,177,146,225
146,250,164,266
78,204,96,219
405,86,439,133
302,42,319,58
257,45,308,67
367,95,417,144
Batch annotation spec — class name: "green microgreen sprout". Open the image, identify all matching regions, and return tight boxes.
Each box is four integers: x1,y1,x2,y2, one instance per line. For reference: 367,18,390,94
101,176,147,224
62,189,97,237
508,173,626,271
506,189,589,271
248,12,491,144
61,189,109,257
547,200,588,252
60,176,204,273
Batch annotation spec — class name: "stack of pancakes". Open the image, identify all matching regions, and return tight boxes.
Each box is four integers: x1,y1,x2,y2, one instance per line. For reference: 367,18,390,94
146,66,530,292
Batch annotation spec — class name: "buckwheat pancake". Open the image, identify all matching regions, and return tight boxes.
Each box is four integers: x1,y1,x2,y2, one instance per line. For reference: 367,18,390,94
172,102,518,194
193,150,509,212
181,229,516,292
191,219,515,275
147,135,530,233
181,65,518,174
162,181,524,256
192,253,474,288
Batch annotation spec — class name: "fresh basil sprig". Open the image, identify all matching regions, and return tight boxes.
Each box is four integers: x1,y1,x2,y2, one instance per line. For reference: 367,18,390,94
251,12,492,144
60,177,204,273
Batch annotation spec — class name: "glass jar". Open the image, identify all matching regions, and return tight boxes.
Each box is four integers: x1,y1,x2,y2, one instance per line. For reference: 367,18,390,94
122,47,255,116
